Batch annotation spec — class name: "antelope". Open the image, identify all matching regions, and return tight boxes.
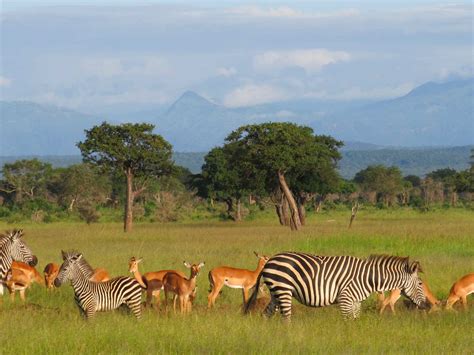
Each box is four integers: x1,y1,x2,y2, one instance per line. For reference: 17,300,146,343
379,281,441,314
163,261,205,314
208,252,269,308
128,256,186,308
44,263,60,289
446,273,474,310
90,267,110,282
6,261,44,301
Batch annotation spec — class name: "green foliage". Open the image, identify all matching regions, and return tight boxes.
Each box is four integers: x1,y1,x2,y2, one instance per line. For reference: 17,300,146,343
77,122,174,177
225,122,342,196
354,165,404,201
0,159,53,203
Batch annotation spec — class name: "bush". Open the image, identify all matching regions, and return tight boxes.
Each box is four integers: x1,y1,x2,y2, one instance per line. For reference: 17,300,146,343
77,203,100,224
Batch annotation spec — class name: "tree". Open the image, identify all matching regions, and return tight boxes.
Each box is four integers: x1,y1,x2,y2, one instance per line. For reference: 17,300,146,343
354,165,404,206
78,122,174,232
225,123,342,230
0,159,53,204
52,163,111,211
198,146,248,221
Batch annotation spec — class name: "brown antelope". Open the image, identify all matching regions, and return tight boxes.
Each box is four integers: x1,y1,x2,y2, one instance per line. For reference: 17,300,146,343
128,256,186,308
6,261,44,301
379,281,440,314
446,273,474,310
163,261,205,314
44,263,60,289
207,252,269,308
90,267,110,282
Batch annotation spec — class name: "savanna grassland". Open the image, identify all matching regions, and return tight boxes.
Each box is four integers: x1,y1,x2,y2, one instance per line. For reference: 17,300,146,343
0,209,473,354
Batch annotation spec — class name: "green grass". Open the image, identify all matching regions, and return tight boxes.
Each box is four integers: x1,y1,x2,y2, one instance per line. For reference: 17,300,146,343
0,209,473,354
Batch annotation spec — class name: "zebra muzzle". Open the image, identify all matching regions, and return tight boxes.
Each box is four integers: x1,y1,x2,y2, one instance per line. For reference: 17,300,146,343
29,255,38,266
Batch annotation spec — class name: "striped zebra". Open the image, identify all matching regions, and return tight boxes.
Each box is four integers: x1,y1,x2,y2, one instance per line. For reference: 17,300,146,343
245,252,427,320
0,229,37,295
54,251,142,320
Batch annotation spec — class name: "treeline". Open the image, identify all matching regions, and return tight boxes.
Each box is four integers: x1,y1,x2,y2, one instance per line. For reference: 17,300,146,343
0,122,472,231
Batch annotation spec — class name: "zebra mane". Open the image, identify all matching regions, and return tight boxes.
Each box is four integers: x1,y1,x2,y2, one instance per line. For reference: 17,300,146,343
366,254,410,266
63,250,94,278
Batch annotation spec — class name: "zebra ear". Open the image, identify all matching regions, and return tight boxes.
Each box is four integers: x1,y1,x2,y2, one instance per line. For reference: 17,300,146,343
61,250,67,260
76,253,83,261
409,261,423,274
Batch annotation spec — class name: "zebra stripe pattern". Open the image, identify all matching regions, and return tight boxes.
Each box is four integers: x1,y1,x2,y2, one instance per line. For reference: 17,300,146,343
246,252,427,320
0,229,37,295
54,251,142,320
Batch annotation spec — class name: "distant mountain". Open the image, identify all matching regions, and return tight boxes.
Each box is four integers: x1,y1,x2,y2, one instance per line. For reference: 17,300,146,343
1,79,472,155
321,78,474,146
0,101,101,155
2,145,471,178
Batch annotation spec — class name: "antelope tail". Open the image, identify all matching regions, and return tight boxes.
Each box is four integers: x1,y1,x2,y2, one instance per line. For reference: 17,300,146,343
208,271,214,293
243,271,262,315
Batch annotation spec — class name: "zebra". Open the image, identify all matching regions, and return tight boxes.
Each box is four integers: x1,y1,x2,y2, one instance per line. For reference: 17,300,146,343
54,250,142,320
245,252,427,320
0,229,37,295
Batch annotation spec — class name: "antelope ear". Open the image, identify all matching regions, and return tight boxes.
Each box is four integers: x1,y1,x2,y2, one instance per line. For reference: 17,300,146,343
198,262,205,268
410,261,422,274
183,261,191,268
61,250,67,260
137,258,143,263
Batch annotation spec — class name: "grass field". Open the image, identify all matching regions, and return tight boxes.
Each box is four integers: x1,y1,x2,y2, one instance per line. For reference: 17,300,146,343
0,209,473,354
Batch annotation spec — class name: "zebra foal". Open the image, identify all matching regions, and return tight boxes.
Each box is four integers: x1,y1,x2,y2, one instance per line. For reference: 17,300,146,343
54,251,142,320
245,252,427,321
0,229,37,295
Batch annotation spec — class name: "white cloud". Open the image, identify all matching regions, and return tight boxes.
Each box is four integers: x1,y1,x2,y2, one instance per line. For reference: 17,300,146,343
225,6,359,19
216,67,237,77
223,84,289,108
80,56,169,78
0,76,12,87
254,49,351,74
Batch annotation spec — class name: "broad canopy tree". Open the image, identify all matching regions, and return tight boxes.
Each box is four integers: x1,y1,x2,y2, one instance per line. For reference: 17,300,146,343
78,122,174,232
225,122,342,230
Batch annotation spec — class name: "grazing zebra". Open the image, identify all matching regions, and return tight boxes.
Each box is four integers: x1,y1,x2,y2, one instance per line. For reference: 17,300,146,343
245,252,427,321
0,229,37,295
54,251,142,320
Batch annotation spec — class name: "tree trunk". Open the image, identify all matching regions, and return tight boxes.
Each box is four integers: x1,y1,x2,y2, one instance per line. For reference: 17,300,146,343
225,198,234,220
235,198,242,221
68,198,76,212
124,169,134,233
278,171,301,231
282,195,290,226
296,196,306,226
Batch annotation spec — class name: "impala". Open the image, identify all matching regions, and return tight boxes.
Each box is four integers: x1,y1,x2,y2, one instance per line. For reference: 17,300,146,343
128,256,186,308
446,273,474,310
208,252,269,308
6,261,44,301
163,261,204,314
44,263,60,289
379,280,440,314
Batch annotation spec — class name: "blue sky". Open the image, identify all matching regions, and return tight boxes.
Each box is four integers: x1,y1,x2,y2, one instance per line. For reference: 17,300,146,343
1,1,472,114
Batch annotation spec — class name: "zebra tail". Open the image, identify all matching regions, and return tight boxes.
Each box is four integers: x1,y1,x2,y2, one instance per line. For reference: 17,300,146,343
243,272,262,315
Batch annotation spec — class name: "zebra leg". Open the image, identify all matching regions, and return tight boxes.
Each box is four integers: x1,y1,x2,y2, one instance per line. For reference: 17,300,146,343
84,306,96,320
338,291,361,319
276,291,293,322
126,298,142,319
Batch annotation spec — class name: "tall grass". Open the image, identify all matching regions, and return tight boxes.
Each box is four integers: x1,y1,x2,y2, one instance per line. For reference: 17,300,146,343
0,209,473,354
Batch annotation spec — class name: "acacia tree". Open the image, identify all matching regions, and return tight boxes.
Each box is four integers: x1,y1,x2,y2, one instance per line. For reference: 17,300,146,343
78,122,174,232
198,145,250,221
226,123,341,230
